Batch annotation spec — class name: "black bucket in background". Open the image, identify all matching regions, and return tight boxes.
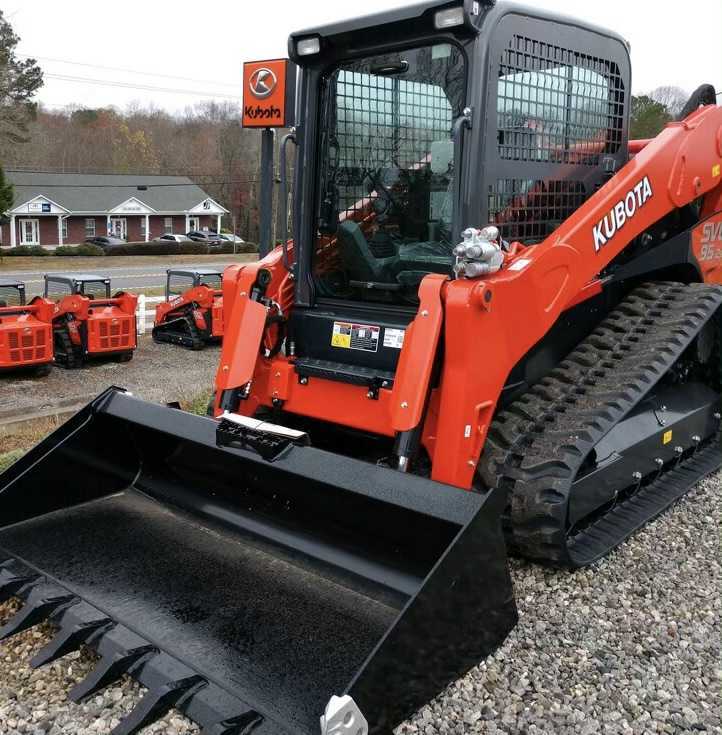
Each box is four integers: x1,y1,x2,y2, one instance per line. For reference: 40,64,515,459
0,388,517,735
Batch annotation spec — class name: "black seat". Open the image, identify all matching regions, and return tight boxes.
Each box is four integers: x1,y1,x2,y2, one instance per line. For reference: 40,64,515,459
337,221,396,282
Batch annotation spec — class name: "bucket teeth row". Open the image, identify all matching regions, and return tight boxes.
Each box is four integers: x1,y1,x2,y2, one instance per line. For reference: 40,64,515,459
0,556,265,734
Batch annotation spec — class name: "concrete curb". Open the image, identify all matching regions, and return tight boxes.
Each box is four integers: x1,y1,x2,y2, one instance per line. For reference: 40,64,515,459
0,397,92,436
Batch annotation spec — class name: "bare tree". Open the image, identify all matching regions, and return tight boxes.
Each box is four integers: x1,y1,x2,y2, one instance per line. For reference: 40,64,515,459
649,86,688,118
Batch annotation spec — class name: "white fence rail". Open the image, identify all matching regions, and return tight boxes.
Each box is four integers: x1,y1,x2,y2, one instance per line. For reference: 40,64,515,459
135,295,164,335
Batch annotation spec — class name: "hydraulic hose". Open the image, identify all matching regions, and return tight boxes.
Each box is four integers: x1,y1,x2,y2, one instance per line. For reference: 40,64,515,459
279,130,298,275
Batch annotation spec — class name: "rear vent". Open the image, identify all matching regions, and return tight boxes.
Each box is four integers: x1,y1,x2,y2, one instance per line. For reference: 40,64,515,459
96,317,133,350
8,327,50,363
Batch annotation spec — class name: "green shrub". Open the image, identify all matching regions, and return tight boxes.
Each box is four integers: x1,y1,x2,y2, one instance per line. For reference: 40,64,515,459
212,242,258,254
106,240,208,256
0,245,50,256
54,243,105,256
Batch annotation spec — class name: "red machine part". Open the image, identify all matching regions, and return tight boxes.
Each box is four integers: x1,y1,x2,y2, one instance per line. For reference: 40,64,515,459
0,299,55,370
216,105,722,488
53,293,138,354
154,285,224,338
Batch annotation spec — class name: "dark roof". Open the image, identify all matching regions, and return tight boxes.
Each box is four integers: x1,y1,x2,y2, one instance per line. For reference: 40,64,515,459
290,0,629,56
168,268,223,277
0,278,23,288
5,171,226,214
46,273,109,282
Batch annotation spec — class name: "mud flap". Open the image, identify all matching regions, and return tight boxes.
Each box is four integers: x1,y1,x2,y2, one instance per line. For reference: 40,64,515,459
0,388,516,735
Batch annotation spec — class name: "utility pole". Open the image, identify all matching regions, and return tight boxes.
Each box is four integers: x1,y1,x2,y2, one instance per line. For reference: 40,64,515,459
258,128,275,258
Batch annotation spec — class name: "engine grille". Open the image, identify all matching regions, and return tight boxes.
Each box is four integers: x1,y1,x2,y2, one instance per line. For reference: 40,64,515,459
7,327,51,364
90,316,134,351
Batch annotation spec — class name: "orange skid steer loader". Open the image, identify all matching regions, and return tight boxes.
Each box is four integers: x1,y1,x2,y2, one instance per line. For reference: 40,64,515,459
43,273,138,368
1,3,722,735
0,279,54,376
152,267,224,349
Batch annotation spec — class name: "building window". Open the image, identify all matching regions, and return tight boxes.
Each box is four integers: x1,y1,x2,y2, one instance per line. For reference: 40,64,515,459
164,217,173,234
85,218,96,237
61,218,68,240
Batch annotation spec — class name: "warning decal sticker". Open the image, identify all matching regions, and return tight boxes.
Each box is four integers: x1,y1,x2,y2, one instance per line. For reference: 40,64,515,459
383,328,405,349
331,322,380,352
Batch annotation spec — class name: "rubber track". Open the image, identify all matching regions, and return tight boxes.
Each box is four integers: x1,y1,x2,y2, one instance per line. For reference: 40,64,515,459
479,282,722,567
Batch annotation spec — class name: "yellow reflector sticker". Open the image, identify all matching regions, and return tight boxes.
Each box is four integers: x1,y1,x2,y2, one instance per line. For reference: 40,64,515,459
713,164,721,177
663,430,673,445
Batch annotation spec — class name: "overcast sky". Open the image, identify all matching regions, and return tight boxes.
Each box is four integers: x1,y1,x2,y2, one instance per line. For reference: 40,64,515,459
5,0,722,113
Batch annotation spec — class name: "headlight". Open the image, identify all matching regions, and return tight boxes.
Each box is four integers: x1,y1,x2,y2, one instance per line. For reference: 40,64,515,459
296,36,321,56
434,7,465,29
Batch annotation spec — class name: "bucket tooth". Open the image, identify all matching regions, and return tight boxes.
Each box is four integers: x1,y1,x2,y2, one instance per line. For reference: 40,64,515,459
69,641,156,702
110,674,206,735
0,584,78,641
0,561,40,603
31,610,112,668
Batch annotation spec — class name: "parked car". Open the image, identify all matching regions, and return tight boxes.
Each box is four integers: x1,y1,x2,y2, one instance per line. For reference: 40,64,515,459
156,234,193,243
186,230,222,244
84,236,126,249
218,233,245,244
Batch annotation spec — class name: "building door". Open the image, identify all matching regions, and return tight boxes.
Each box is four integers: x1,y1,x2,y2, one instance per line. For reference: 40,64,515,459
110,217,127,240
188,217,200,231
20,219,40,245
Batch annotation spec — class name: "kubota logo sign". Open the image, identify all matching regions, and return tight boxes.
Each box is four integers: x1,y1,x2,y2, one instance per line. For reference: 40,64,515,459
249,68,277,99
242,59,292,128
593,176,653,252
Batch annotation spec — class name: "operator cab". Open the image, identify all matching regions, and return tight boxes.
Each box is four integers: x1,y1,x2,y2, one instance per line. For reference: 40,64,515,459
286,0,630,383
0,279,26,308
44,274,112,300
166,268,223,299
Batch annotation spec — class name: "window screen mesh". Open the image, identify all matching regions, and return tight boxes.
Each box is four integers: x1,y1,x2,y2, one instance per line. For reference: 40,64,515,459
46,280,73,299
169,275,194,296
321,44,464,226
497,35,624,165
199,274,222,291
488,179,587,243
82,281,109,299
0,285,23,307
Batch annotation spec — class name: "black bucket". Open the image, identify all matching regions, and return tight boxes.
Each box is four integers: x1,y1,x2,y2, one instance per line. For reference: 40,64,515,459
0,388,517,735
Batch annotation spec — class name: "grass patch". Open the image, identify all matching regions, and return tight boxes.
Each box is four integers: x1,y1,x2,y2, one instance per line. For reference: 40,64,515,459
180,390,214,416
0,449,24,473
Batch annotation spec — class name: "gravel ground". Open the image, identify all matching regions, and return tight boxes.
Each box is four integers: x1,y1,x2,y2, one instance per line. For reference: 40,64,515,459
0,336,219,419
0,472,719,734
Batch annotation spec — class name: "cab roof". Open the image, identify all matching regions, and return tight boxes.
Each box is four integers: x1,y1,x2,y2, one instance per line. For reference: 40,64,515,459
0,278,24,288
289,0,629,59
168,268,223,277
45,273,110,282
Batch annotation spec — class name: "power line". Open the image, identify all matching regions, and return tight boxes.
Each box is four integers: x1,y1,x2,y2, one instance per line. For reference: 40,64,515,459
9,180,261,188
44,73,240,100
22,54,240,90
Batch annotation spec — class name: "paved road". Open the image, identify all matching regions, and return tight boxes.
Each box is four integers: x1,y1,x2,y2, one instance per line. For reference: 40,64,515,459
3,261,238,297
